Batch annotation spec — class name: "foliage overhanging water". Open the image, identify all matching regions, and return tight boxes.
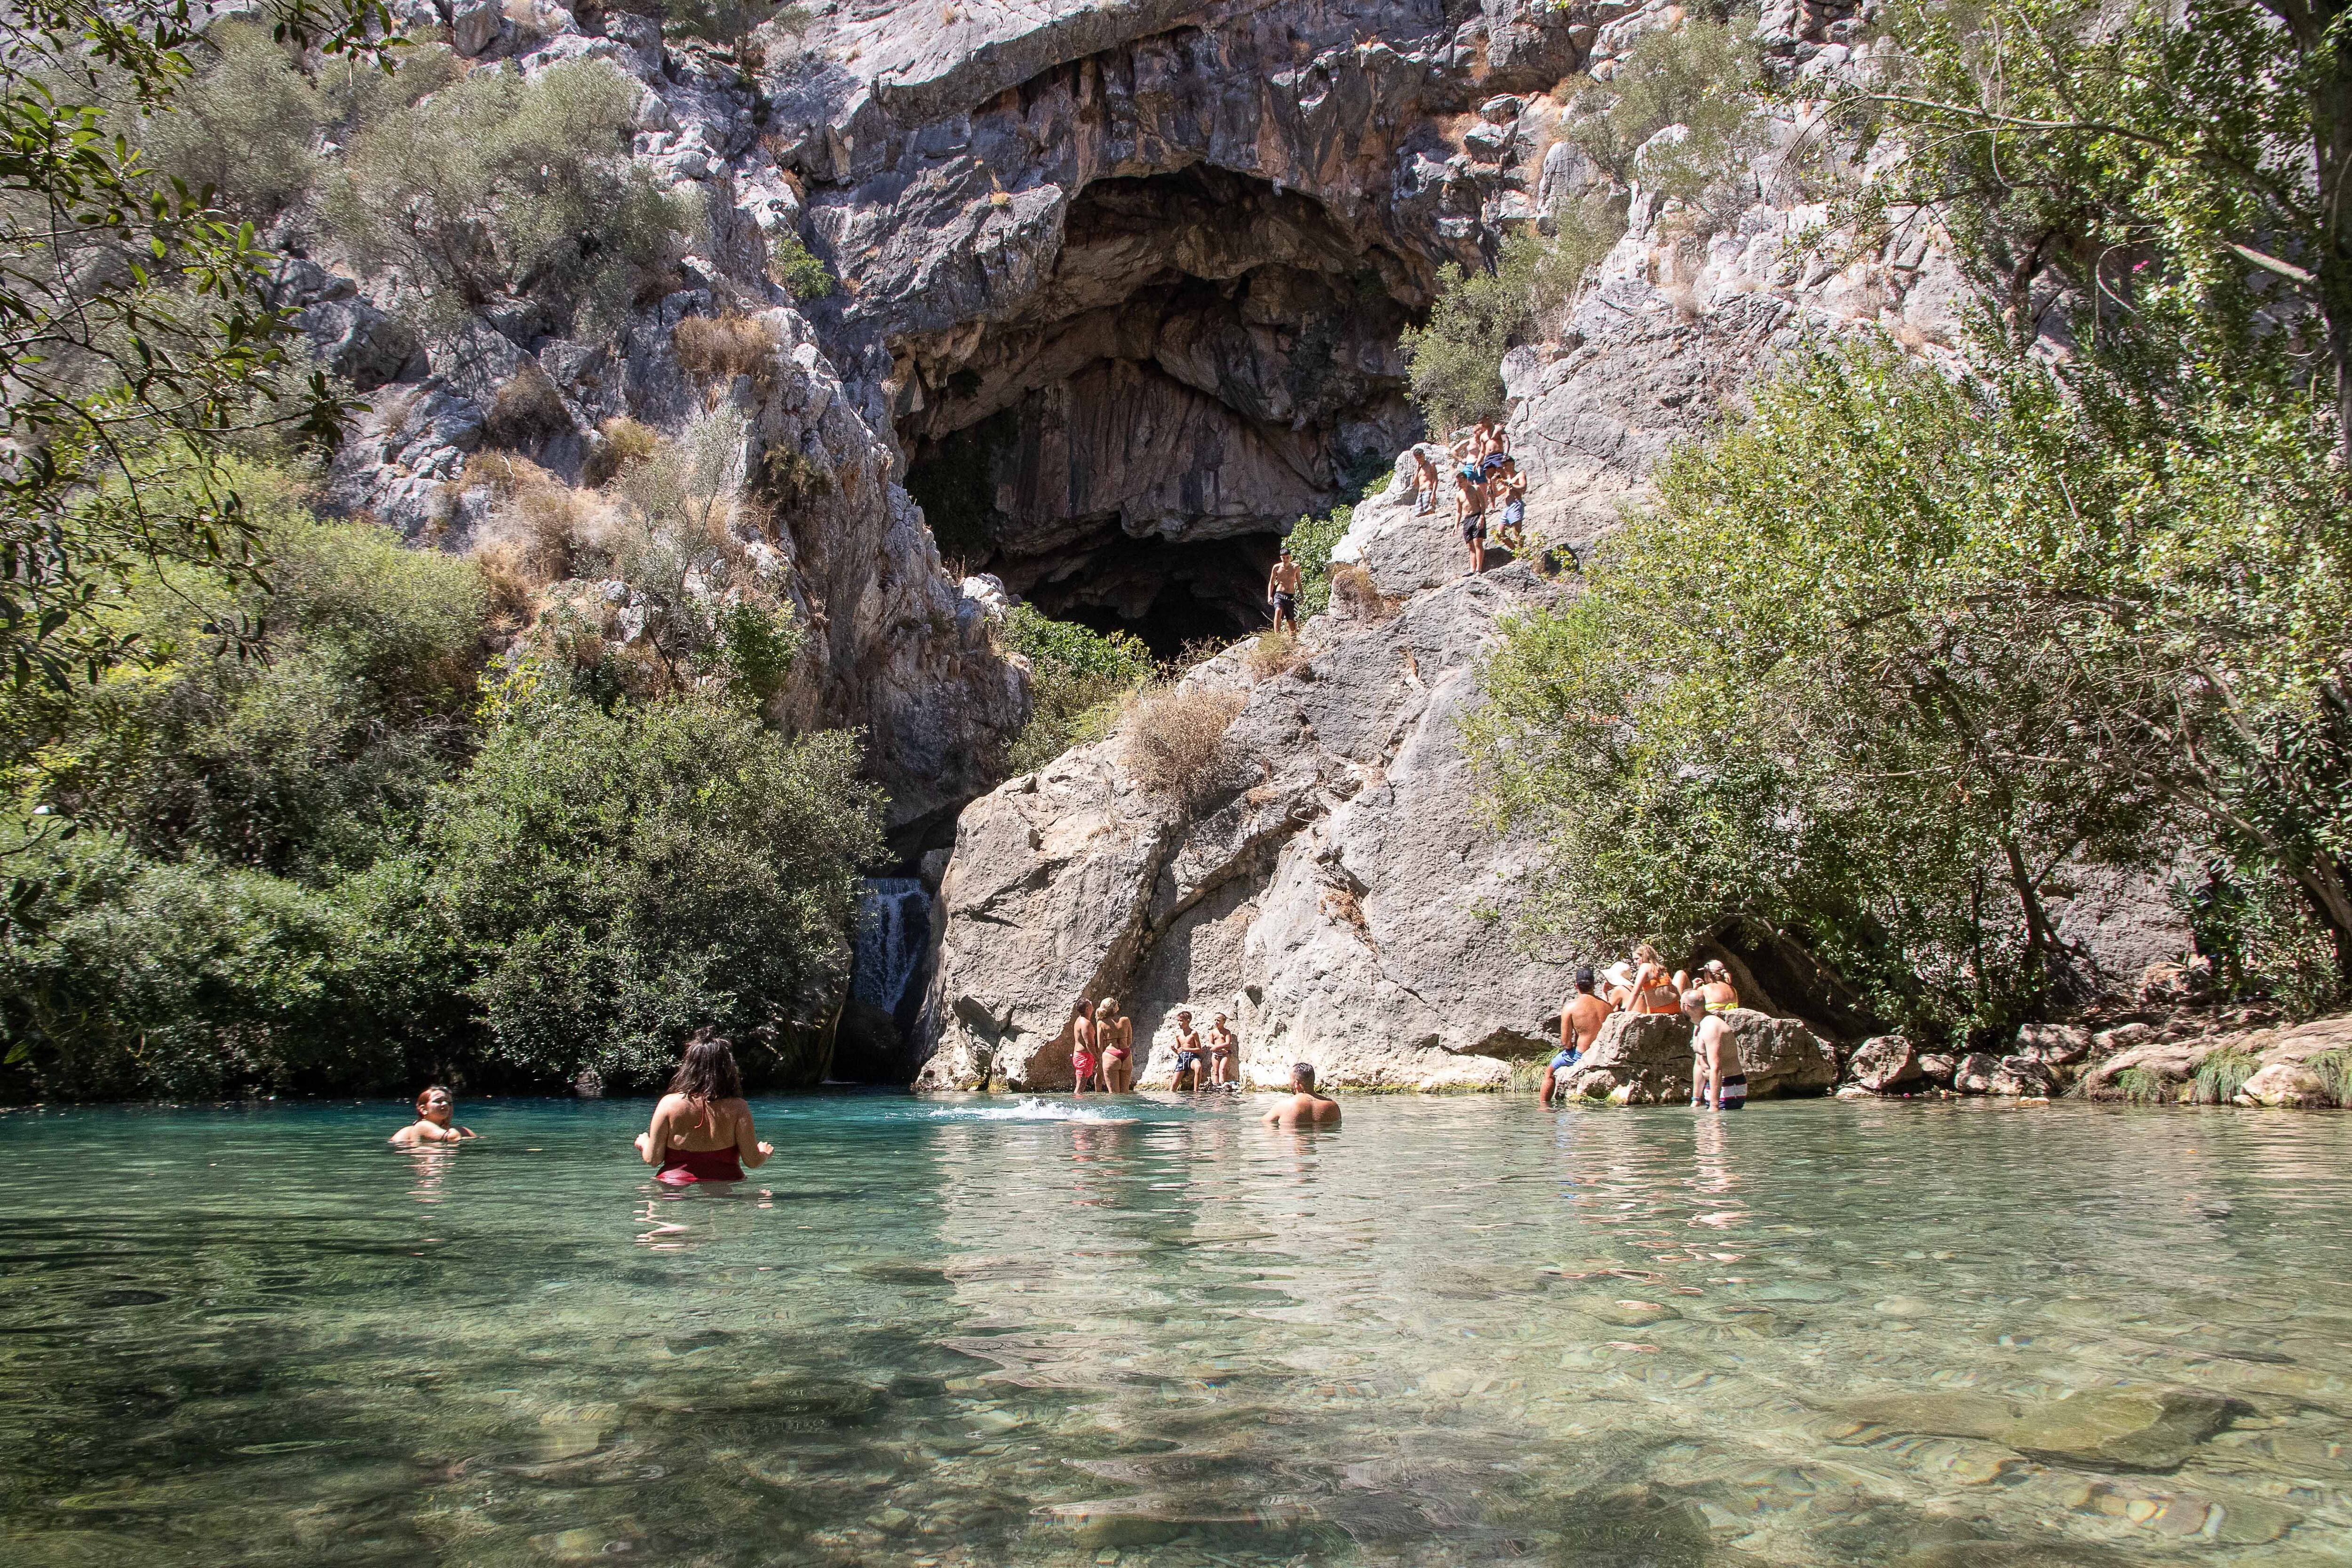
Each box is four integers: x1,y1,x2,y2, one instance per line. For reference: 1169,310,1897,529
1,1095,2346,1566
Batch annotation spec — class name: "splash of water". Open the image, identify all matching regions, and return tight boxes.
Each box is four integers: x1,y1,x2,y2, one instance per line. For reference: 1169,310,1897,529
927,1097,1138,1124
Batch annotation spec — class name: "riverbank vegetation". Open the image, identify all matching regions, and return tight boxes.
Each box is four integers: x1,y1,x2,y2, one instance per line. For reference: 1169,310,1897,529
1469,0,2352,1047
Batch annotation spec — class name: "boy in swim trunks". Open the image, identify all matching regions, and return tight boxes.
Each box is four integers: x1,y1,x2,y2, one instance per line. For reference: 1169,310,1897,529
1491,457,1527,551
1171,1010,1205,1091
1207,1012,1239,1088
1412,446,1439,514
390,1085,476,1145
1454,464,1487,575
1683,989,1747,1110
1266,548,1302,636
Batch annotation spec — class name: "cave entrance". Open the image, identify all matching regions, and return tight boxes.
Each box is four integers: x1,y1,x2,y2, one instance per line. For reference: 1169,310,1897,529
896,164,1420,652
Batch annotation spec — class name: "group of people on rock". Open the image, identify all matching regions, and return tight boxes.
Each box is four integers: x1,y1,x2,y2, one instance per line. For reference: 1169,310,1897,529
1068,998,1241,1094
1540,948,1748,1112
1410,418,1525,575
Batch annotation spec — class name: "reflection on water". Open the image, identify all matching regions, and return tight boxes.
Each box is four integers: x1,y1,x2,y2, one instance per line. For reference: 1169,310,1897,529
0,1095,2346,1566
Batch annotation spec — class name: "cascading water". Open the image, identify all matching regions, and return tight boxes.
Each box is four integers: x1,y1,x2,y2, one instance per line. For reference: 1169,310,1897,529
850,877,932,1016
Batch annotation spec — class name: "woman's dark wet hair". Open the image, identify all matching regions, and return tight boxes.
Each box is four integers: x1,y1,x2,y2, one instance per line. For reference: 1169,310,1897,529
667,1029,743,1103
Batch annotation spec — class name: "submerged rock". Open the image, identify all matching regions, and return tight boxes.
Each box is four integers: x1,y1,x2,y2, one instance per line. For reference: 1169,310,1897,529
1841,1388,2235,1472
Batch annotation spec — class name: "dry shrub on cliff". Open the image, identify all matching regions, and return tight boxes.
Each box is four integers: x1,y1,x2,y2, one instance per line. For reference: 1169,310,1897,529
584,416,661,487
673,311,781,387
1330,561,1396,620
1243,626,1307,680
1122,684,1246,805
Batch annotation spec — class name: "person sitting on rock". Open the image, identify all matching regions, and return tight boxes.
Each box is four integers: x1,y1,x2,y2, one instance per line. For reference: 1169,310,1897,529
1543,967,1613,1108
1684,989,1746,1111
1068,998,1098,1096
1208,1011,1240,1088
1625,945,1681,1015
1171,1010,1206,1091
391,1084,476,1146
1263,1061,1342,1128
1412,446,1440,515
1267,547,1303,636
1097,996,1133,1092
1600,961,1637,1010
1697,960,1740,1013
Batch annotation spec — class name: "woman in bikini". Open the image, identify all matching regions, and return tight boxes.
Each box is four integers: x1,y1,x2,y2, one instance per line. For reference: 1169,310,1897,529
1625,944,1683,1016
1068,999,1098,1095
1697,960,1740,1013
1096,996,1133,1092
633,1030,773,1185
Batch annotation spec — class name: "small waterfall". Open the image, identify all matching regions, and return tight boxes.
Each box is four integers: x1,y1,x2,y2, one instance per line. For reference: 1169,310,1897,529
851,877,931,1015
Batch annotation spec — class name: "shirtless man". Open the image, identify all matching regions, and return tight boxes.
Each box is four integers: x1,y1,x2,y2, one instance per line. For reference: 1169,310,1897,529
390,1085,476,1146
1171,1010,1206,1091
1207,1012,1240,1088
1266,548,1303,635
1491,456,1527,552
1684,989,1747,1110
1262,1062,1341,1128
1541,967,1613,1107
1454,462,1488,575
1412,446,1440,515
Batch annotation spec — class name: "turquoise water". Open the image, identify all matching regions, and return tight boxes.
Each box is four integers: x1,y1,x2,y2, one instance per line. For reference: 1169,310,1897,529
1,1094,2347,1567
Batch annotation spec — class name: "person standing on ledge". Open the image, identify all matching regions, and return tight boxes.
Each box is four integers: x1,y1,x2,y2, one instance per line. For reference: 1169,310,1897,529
390,1085,476,1145
1684,990,1746,1111
1454,456,1489,575
1542,967,1612,1107
1263,1062,1341,1128
1170,1009,1206,1091
1267,547,1303,635
1412,445,1439,515
1207,1011,1240,1089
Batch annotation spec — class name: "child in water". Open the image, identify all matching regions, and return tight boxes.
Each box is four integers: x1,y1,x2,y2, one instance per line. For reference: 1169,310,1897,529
390,1085,476,1146
633,1030,774,1184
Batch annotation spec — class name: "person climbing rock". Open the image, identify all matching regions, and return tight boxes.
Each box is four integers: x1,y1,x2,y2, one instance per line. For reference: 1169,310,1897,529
1267,548,1303,635
1412,446,1440,515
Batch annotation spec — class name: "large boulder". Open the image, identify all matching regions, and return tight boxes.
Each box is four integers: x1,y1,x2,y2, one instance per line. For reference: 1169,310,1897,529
1846,1035,1923,1093
1558,1011,1692,1105
1986,1054,2058,1097
915,568,1585,1092
1950,1053,2002,1095
1726,1010,1840,1097
2014,1022,2091,1065
2234,1061,2336,1108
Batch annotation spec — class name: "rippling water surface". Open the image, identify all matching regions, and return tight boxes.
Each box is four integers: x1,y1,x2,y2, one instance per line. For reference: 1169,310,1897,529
1,1094,2347,1567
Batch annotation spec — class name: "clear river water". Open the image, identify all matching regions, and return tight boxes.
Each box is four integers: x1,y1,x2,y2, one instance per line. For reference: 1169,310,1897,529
0,1094,2346,1568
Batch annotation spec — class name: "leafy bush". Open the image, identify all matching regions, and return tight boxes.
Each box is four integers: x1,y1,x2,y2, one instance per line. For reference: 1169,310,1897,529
767,228,835,300
1467,335,2352,1047
1284,501,1354,617
325,57,700,325
999,604,1153,774
1561,19,1763,204
1398,212,1622,432
139,23,321,217
1122,684,1246,808
425,676,883,1088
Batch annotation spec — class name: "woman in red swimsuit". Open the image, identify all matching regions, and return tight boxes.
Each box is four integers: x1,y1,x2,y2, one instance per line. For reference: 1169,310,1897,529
633,1030,773,1185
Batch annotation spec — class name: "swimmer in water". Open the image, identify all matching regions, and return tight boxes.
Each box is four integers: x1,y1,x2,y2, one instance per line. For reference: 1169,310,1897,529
390,1085,476,1146
1262,1062,1341,1128
633,1029,773,1184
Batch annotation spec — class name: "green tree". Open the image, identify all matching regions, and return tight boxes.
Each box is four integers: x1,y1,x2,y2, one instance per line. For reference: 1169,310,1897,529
1,0,393,698
423,672,884,1088
1470,341,2352,1037
998,604,1153,773
1844,0,2352,453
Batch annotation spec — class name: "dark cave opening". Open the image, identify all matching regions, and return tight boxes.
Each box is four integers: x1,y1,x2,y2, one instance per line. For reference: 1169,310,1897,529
895,163,1422,653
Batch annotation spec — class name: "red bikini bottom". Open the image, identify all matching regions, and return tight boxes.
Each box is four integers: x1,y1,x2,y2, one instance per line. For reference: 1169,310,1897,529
657,1146,745,1184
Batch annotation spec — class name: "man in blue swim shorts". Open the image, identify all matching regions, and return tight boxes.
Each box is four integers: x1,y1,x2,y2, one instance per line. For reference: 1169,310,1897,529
1542,967,1612,1107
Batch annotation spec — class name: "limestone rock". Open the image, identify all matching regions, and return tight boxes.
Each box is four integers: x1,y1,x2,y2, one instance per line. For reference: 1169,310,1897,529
1951,1052,2002,1094
1915,1052,1957,1086
2234,1061,2336,1108
1558,1011,1691,1104
1986,1054,2058,1097
1725,1009,1839,1097
1841,1388,2234,1472
1846,1034,1923,1093
2014,1022,2090,1065
916,568,1584,1092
